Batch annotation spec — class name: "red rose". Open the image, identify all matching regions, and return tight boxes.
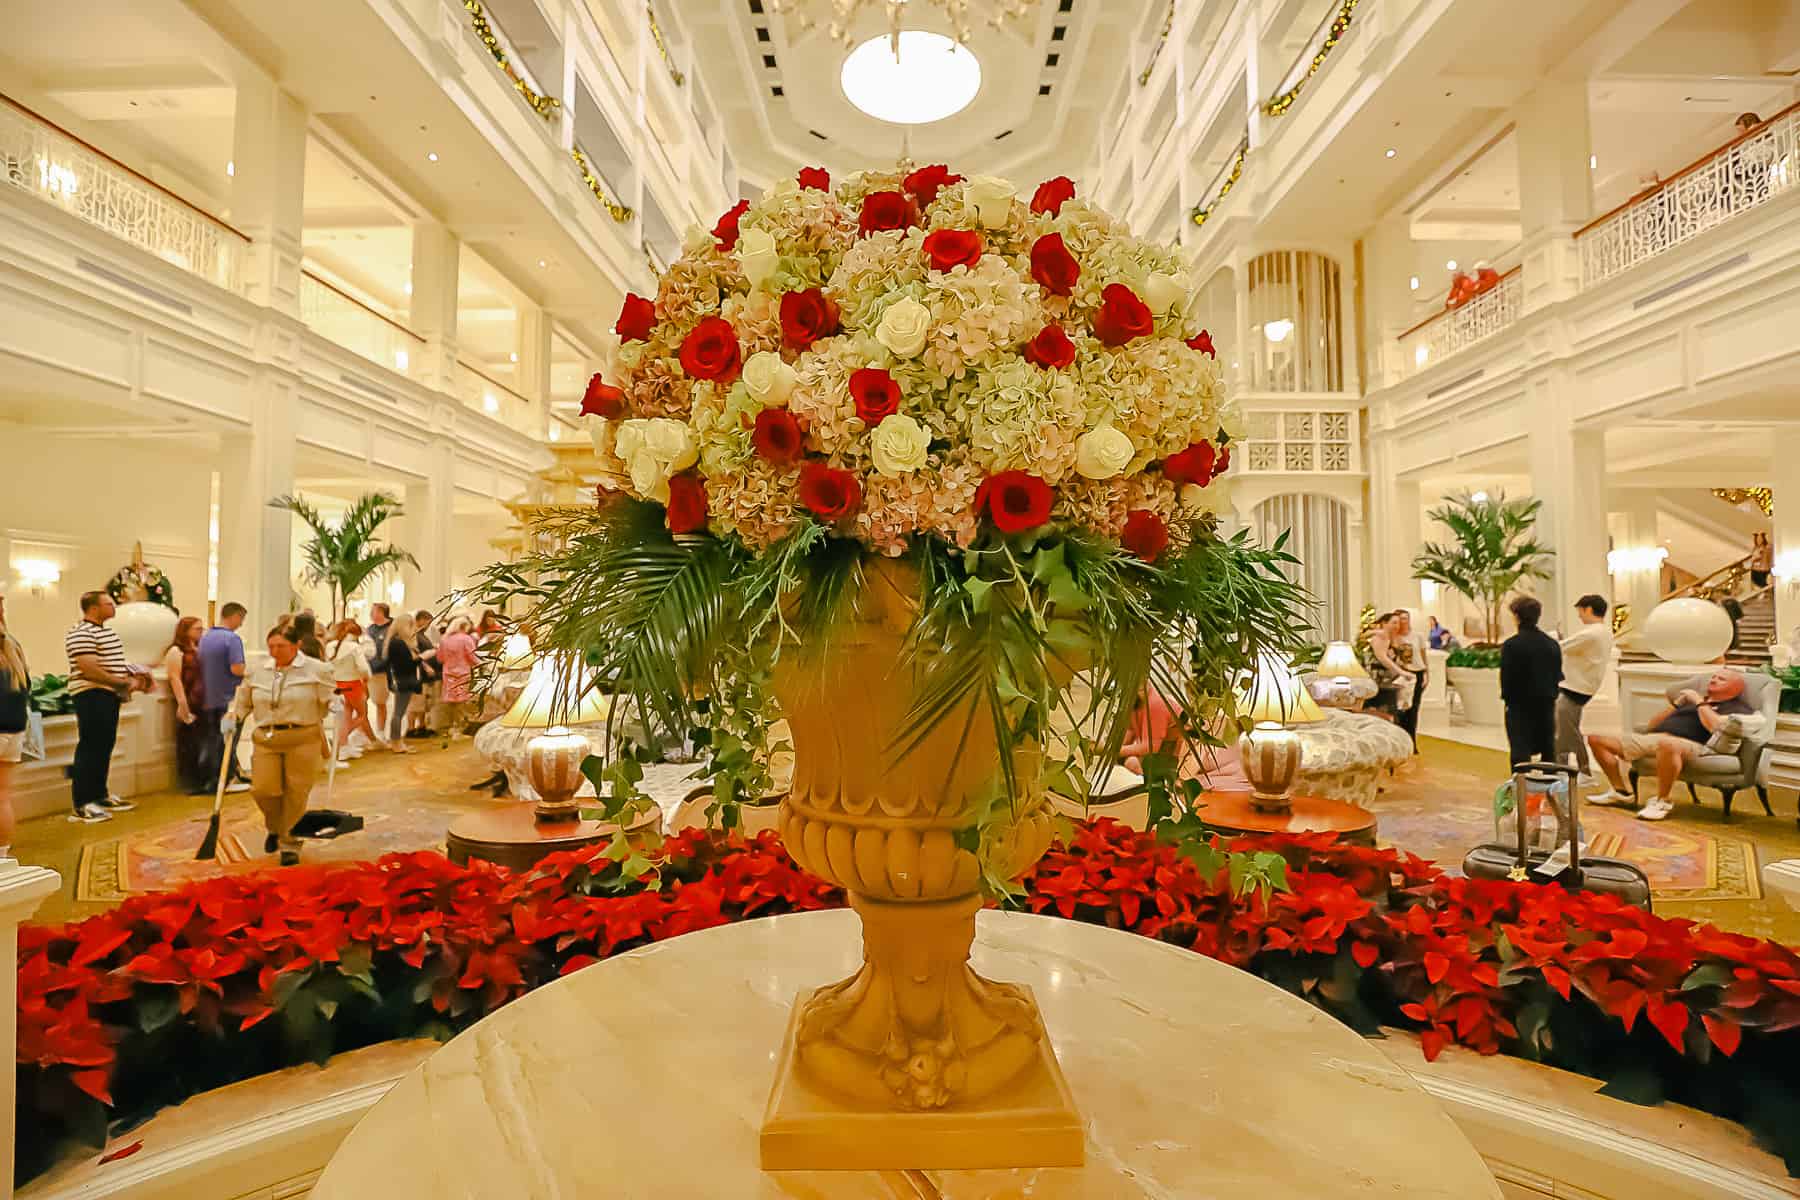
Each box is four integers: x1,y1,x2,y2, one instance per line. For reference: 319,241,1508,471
712,199,750,251
1187,330,1216,357
1213,446,1231,479
1120,510,1169,562
666,474,708,534
903,163,963,207
679,316,743,383
752,408,805,465
1023,325,1076,370
1030,233,1080,296
1163,441,1217,487
798,461,861,521
976,470,1054,534
797,166,830,191
1092,283,1153,346
580,374,626,419
615,293,656,343
1031,176,1076,216
849,368,901,424
859,190,915,237
779,288,840,350
922,229,983,273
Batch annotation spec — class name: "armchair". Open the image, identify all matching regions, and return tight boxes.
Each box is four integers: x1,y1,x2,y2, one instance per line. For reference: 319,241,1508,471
1627,672,1780,821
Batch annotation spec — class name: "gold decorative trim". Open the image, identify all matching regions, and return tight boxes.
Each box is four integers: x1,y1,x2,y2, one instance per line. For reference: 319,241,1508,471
1190,137,1247,227
1137,1,1175,86
571,147,634,223
1262,0,1359,118
464,0,562,121
1712,486,1774,518
647,3,686,87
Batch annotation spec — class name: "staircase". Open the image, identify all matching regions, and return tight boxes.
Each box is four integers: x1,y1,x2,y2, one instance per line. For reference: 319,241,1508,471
1729,590,1777,665
1618,552,1778,665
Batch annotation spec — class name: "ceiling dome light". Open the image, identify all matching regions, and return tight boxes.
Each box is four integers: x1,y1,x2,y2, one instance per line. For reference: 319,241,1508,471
841,31,981,125
1262,318,1294,343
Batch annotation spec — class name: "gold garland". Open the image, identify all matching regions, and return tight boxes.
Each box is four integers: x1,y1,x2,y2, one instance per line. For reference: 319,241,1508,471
1137,1,1176,86
464,0,561,121
571,148,634,223
647,3,686,87
1712,486,1775,517
1262,0,1359,118
1190,137,1247,227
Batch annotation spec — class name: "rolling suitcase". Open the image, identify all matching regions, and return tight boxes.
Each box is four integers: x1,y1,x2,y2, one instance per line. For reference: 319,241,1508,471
1462,761,1652,911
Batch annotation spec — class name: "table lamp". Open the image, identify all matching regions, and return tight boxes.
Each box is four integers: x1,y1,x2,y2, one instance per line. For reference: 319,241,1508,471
503,656,611,822
1235,652,1325,813
1306,641,1377,710
501,631,534,670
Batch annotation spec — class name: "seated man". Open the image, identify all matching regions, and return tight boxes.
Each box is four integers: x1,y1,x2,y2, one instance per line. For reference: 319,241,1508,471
1586,669,1756,821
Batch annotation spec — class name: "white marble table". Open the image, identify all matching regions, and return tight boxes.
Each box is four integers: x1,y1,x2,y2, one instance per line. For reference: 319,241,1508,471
315,910,1498,1198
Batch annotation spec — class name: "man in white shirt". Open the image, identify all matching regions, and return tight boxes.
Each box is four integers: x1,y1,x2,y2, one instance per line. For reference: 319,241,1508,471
1557,594,1613,785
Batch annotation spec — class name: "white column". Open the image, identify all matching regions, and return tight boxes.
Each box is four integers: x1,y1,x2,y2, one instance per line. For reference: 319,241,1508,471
410,221,462,394
216,372,298,633
0,862,61,1200
1773,427,1800,646
517,304,554,439
1612,489,1664,647
406,433,457,612
1365,432,1421,610
1514,80,1592,314
230,77,307,316
1529,384,1608,635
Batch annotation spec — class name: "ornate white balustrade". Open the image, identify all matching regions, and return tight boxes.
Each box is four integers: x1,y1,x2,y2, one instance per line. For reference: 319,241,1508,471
0,95,245,294
1239,409,1359,474
1579,104,1798,287
1395,269,1521,379
300,272,423,377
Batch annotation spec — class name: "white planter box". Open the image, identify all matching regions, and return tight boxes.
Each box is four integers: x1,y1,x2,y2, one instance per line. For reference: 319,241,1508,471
1446,666,1504,727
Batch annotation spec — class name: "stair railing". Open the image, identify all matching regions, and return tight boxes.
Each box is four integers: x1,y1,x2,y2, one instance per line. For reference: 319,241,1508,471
1664,553,1754,605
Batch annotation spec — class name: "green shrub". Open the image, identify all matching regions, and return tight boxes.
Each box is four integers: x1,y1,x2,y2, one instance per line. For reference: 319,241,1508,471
1446,647,1501,670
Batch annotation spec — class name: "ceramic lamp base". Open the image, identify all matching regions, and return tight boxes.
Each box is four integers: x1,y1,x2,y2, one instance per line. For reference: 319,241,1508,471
1239,724,1302,813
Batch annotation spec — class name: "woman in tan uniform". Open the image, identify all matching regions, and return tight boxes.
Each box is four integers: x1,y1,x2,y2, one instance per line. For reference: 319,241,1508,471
224,625,334,865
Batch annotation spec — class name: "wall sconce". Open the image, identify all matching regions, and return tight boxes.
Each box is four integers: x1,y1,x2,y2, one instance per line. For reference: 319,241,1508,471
14,559,61,594
1607,546,1669,575
1419,580,1440,606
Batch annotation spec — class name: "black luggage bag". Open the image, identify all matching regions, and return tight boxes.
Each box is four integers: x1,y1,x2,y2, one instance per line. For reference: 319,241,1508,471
1462,761,1652,911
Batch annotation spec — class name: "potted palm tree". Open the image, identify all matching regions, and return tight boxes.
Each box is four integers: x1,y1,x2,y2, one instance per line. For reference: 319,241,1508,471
1411,490,1552,726
271,492,419,623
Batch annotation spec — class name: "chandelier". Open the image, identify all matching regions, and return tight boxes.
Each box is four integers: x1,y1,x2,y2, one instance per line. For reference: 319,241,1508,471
766,1,1041,49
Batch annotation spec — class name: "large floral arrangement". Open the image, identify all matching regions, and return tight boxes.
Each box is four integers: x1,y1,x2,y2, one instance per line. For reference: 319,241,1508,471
478,164,1306,847
18,824,1800,1181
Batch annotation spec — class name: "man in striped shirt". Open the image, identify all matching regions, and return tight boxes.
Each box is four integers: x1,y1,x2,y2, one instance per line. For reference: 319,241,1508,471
65,590,151,822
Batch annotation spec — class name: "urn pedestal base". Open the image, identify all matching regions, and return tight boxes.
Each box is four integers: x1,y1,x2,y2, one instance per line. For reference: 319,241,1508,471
759,982,1084,1171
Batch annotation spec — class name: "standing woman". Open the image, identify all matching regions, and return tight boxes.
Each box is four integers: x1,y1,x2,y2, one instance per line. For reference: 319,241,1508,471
225,626,334,865
1750,532,1774,589
410,610,440,736
382,613,421,753
0,592,33,860
162,616,208,794
435,616,480,738
325,619,378,761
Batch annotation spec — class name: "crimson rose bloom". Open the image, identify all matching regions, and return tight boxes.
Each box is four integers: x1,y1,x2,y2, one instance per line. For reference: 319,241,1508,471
752,408,805,465
1214,446,1231,478
712,199,750,251
615,293,656,343
580,374,625,419
1162,441,1217,487
903,163,963,206
1023,324,1076,370
779,288,840,350
1030,233,1080,296
1187,329,1216,357
1093,283,1153,346
679,316,742,383
849,368,901,424
976,470,1054,534
797,166,830,191
1120,510,1169,562
798,461,861,521
665,474,708,534
1031,175,1076,216
922,229,983,273
859,190,915,237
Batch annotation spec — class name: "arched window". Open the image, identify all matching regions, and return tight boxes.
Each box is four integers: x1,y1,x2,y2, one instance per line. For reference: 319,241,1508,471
1245,251,1343,393
1252,493,1351,641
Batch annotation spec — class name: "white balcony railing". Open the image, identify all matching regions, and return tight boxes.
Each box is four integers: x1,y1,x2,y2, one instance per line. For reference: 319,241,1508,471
0,93,246,293
300,271,424,376
1239,409,1359,474
1578,103,1798,288
456,359,540,438
1396,268,1522,378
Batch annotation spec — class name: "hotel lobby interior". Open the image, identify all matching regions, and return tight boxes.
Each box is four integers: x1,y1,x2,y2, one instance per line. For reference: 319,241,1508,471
2,0,1800,1195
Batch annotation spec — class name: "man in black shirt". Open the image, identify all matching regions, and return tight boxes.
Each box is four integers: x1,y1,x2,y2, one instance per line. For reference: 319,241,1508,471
1499,596,1561,767
1589,668,1757,820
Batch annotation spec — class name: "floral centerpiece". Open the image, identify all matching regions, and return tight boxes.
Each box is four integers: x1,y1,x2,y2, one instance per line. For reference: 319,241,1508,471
473,162,1308,1167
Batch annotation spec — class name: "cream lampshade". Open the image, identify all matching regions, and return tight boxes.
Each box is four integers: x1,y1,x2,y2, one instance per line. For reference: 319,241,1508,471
1235,653,1324,813
500,631,535,670
1306,641,1378,709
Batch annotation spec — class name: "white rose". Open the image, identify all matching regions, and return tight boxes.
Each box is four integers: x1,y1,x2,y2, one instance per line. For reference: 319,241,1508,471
741,350,796,406
736,226,780,289
682,224,712,254
1074,425,1135,480
1144,271,1186,313
875,297,931,358
1219,403,1248,440
615,417,696,503
966,175,1016,228
869,413,930,477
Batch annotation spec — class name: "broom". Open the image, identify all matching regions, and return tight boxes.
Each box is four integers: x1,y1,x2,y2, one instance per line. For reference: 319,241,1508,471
195,719,237,860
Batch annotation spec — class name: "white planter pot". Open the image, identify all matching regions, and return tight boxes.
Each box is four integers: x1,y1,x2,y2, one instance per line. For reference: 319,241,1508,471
112,601,178,667
1447,666,1504,727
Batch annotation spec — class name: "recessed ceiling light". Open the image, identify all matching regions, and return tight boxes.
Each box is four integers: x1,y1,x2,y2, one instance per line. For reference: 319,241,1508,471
1446,259,1458,271
537,259,547,268
840,31,981,125
225,160,235,177
427,152,439,163
1385,148,1396,158
1409,276,1420,290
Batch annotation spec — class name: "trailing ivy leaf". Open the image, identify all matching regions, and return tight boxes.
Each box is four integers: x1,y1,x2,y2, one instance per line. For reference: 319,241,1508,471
1680,963,1733,992
136,987,181,1033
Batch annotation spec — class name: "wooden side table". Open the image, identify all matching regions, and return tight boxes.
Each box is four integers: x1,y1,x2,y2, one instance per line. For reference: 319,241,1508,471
1194,789,1377,846
445,804,657,871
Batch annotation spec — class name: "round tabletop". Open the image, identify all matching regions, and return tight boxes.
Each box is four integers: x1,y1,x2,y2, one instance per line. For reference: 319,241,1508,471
316,909,1497,1198
1195,789,1379,844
